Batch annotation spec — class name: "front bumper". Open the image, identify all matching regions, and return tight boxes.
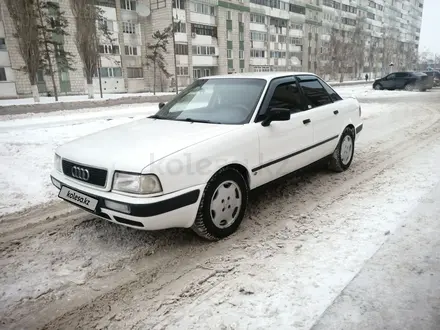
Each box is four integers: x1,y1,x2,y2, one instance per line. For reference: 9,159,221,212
50,171,205,230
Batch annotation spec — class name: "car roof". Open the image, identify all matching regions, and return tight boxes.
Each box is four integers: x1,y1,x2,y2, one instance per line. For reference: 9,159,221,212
200,71,318,81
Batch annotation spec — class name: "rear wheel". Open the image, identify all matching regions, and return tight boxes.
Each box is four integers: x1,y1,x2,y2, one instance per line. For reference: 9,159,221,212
191,168,248,241
329,126,355,172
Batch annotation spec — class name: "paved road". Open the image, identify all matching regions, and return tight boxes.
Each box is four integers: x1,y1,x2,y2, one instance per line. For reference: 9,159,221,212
312,182,440,330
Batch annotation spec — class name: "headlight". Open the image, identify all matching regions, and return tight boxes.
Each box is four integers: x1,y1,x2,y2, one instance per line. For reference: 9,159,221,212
54,153,62,172
112,172,162,195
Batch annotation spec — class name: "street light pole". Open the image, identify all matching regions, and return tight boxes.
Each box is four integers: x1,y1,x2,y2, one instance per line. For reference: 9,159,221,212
170,2,179,94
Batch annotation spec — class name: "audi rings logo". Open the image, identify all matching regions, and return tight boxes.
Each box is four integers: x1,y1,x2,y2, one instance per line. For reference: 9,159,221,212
71,166,90,181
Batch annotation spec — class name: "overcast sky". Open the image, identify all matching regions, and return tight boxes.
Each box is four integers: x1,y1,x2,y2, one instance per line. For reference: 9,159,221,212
419,0,439,54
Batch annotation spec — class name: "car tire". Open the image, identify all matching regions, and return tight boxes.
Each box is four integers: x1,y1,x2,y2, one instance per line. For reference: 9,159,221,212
191,167,249,241
328,126,355,173
404,83,414,91
373,84,383,90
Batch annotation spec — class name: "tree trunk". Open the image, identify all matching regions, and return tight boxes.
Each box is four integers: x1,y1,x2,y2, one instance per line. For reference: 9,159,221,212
36,0,59,101
153,64,156,95
87,84,94,99
31,85,40,102
86,74,94,99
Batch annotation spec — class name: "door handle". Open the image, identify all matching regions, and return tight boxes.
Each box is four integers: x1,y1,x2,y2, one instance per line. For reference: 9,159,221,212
333,110,339,115
303,119,311,125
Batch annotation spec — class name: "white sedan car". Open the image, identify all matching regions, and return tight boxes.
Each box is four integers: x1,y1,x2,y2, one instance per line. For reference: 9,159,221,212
50,72,363,240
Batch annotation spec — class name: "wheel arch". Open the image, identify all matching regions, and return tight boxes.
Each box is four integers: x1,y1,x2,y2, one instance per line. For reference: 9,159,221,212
210,163,251,190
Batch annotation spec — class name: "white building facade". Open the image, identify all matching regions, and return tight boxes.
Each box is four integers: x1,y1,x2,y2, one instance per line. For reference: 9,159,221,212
0,0,425,97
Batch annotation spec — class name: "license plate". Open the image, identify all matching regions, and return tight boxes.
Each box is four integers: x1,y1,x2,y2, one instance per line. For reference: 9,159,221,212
59,186,98,211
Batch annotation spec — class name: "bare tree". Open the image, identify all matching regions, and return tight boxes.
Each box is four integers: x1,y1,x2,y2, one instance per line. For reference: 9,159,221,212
352,18,367,79
367,37,380,79
146,26,172,95
69,0,112,98
5,0,41,102
36,0,75,101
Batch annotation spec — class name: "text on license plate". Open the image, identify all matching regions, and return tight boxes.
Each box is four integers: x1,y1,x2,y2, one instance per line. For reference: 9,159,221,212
59,186,98,211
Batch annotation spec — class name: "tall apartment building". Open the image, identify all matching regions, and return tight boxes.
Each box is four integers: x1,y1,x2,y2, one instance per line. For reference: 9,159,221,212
0,0,424,98
0,3,17,98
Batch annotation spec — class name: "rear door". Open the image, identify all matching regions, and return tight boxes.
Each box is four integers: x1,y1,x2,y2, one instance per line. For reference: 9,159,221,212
296,75,341,159
394,72,409,89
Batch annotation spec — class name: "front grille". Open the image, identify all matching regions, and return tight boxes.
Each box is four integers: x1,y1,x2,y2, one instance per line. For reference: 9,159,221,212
62,159,108,187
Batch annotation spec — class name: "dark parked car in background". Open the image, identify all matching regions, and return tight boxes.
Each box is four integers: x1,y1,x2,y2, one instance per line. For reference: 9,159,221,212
422,71,435,89
432,71,440,87
373,72,429,91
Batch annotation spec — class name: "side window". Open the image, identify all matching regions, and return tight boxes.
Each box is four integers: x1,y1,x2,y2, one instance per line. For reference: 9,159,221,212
316,77,342,102
387,74,396,80
298,79,332,108
268,82,304,114
395,73,407,78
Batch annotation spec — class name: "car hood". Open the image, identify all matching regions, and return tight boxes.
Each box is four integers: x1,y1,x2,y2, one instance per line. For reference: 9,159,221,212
56,118,240,173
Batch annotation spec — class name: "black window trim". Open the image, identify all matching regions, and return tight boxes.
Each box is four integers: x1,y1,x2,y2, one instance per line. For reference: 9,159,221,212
295,74,337,109
253,75,309,123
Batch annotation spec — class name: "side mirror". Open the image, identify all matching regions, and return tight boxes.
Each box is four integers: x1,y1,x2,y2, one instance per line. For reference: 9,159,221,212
261,108,290,127
158,102,165,109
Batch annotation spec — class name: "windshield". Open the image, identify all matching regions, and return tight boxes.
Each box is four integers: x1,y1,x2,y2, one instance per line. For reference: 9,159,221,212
153,78,267,124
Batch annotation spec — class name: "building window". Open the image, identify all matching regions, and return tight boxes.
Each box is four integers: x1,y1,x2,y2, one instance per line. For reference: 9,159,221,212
60,70,69,82
239,31,244,41
121,0,136,10
190,2,215,15
239,50,244,59
0,68,6,81
367,12,375,19
122,22,136,34
251,31,267,41
124,45,138,55
0,38,6,50
250,13,265,24
238,13,243,22
227,49,233,59
172,0,185,9
251,49,266,58
191,24,217,37
127,67,143,78
175,43,188,55
227,11,232,20
99,18,114,32
96,67,123,78
289,4,305,14
176,66,189,76
150,0,166,9
99,44,120,54
174,22,186,33
95,0,116,7
192,45,216,55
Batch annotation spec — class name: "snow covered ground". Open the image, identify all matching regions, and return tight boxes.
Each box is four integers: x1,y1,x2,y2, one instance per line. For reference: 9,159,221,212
0,86,439,329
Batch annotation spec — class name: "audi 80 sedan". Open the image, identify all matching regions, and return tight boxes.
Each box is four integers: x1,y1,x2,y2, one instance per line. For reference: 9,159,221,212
50,72,363,240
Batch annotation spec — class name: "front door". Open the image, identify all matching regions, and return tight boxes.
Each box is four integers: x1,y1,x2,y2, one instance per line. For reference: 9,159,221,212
381,73,396,89
252,77,314,187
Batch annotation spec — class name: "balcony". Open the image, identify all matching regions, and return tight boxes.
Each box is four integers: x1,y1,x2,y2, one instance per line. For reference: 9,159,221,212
175,33,187,43
192,56,218,67
191,34,217,46
190,13,216,26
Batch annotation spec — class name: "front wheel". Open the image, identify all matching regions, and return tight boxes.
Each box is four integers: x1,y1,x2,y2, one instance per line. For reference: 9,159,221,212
191,168,248,241
373,84,383,90
404,83,414,91
329,127,355,172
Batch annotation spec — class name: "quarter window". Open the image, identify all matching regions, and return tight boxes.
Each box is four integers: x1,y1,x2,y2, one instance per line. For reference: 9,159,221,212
316,77,342,102
268,82,304,113
298,79,332,107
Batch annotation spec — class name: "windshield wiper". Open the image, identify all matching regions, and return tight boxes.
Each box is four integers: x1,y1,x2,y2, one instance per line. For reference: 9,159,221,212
181,118,220,124
148,114,170,120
